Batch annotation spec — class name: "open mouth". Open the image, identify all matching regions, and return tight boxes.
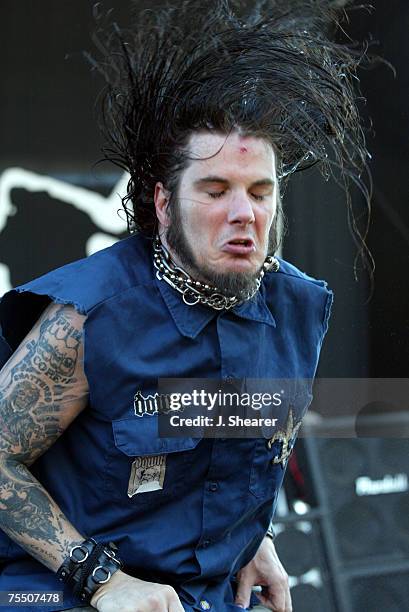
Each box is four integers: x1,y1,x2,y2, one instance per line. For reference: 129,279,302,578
222,238,255,255
228,239,253,247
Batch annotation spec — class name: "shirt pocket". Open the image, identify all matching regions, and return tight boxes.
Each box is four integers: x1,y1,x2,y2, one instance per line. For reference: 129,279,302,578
105,416,201,508
248,438,286,500
248,393,307,501
248,387,314,500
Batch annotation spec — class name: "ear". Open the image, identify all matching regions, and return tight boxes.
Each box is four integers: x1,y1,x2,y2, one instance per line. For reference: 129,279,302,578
154,182,171,228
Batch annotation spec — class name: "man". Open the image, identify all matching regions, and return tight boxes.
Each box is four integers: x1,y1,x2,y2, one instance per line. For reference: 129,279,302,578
0,1,369,610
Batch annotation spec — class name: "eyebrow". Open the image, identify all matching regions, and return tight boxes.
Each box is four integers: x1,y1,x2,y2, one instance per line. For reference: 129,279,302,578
193,176,275,188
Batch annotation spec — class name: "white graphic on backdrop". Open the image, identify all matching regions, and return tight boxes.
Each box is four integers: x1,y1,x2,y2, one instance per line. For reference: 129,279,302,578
0,168,129,294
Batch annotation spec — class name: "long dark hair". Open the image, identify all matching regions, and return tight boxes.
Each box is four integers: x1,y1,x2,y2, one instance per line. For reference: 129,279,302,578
88,0,379,275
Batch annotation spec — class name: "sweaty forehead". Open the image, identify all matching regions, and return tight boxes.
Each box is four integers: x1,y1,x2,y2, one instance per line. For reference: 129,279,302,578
186,131,275,173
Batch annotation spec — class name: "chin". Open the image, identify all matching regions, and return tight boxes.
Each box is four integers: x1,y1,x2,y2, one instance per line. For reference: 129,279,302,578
223,259,260,275
198,261,261,297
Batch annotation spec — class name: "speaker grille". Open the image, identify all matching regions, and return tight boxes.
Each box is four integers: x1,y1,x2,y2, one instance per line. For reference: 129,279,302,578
350,572,409,612
311,438,409,563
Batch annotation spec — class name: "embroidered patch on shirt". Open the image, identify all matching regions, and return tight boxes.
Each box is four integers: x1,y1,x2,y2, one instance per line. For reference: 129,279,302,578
267,409,302,467
127,455,166,497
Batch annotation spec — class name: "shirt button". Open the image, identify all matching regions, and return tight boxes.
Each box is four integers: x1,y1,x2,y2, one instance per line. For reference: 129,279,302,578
208,482,219,492
224,375,234,384
201,539,211,548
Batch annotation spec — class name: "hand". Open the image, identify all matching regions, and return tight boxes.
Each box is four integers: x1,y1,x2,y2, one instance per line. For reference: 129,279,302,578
90,569,185,612
235,537,292,612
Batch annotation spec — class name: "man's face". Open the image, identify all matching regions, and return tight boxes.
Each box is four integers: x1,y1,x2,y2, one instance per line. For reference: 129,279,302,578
158,131,278,295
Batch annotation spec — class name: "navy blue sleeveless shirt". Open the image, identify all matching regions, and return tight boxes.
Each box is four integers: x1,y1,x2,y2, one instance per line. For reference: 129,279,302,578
0,234,333,611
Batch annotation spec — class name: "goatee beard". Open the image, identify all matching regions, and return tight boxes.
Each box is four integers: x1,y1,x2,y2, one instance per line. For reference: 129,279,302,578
165,197,275,298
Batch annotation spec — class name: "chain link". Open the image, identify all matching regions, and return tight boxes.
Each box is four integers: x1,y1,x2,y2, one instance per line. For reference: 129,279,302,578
153,236,279,311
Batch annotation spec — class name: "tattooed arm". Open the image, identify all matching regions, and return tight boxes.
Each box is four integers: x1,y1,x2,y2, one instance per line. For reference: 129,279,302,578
0,302,89,571
0,303,185,611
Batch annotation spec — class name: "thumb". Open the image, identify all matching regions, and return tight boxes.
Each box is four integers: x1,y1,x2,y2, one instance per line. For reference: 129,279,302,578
235,575,253,609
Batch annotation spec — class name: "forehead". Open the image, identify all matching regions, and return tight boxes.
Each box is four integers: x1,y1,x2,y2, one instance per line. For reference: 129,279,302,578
184,130,277,180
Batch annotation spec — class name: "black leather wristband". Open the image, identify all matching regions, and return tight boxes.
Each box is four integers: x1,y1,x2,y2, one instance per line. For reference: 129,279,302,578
57,538,123,603
57,538,97,584
75,543,123,602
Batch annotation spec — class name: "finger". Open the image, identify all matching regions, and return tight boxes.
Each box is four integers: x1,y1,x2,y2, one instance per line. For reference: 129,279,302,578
234,577,253,609
284,583,293,612
254,589,275,611
169,600,185,612
164,585,184,612
257,585,285,612
261,584,291,612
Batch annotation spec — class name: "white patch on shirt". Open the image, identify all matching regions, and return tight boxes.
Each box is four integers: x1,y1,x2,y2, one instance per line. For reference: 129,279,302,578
127,455,166,497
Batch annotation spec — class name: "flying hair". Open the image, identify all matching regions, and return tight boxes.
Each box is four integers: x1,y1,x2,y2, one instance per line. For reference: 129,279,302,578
87,0,383,279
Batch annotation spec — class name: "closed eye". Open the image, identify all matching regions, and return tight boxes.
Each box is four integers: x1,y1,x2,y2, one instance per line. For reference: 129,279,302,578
207,192,225,199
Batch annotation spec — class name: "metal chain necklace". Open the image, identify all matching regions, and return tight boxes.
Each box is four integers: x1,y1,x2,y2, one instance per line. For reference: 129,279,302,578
153,235,280,311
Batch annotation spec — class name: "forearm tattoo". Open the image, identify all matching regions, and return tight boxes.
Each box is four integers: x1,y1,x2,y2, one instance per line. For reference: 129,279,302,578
0,460,83,567
0,304,88,568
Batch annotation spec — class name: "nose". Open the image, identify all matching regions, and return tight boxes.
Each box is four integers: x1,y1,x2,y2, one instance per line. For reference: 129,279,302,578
227,191,255,226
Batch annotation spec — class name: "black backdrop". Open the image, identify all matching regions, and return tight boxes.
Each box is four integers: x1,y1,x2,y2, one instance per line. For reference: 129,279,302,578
283,1,409,378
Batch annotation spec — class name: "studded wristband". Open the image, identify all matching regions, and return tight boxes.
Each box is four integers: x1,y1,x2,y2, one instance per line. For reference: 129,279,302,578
57,538,98,584
57,538,123,603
